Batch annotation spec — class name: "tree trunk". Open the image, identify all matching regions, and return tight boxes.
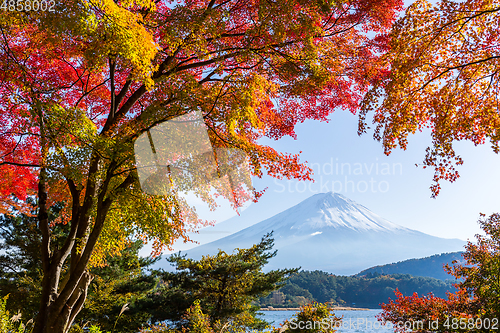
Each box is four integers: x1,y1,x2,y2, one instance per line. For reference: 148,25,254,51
31,154,133,333
32,166,92,333
33,270,93,333
32,151,104,333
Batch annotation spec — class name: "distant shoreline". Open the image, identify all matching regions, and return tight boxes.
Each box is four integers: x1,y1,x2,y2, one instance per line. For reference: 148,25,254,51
259,306,371,311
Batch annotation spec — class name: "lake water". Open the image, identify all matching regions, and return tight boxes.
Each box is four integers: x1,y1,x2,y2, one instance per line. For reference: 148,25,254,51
258,309,395,333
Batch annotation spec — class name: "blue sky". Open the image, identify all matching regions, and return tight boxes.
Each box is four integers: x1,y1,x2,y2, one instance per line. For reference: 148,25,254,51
160,108,500,254
253,110,500,242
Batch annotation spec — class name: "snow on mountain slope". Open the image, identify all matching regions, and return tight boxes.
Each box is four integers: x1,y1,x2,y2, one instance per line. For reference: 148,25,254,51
164,192,466,275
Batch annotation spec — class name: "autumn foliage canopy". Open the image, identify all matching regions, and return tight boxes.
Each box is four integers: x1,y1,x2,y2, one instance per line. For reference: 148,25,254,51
361,0,500,196
0,0,403,331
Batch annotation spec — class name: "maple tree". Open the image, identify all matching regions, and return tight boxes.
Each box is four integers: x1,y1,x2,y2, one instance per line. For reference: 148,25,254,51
378,213,500,333
445,213,500,322
378,288,473,333
0,0,402,331
359,0,500,196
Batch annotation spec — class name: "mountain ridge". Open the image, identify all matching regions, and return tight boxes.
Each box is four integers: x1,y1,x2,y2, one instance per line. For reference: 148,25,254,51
356,251,466,280
169,192,466,275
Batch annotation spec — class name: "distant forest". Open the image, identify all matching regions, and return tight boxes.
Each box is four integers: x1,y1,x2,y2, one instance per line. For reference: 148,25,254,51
356,252,465,280
257,270,457,309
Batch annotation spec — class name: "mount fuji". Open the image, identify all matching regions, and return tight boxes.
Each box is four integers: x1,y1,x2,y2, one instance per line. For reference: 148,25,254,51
174,192,466,275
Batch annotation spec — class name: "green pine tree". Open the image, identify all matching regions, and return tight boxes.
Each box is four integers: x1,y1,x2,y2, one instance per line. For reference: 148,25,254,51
142,232,299,330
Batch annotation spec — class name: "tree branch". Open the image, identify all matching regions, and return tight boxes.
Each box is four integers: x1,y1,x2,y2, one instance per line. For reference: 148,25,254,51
115,80,132,110
0,161,40,167
417,56,500,93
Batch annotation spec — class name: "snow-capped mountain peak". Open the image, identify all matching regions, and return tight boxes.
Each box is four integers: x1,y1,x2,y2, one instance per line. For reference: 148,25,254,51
171,192,465,275
276,192,405,233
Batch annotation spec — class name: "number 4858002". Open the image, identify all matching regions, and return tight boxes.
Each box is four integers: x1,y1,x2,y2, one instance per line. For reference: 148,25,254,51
444,317,499,330
0,0,55,12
